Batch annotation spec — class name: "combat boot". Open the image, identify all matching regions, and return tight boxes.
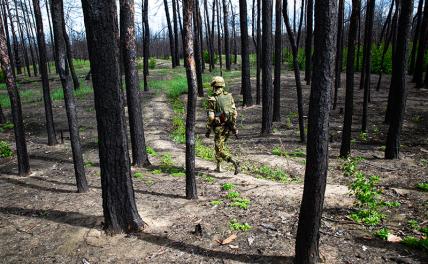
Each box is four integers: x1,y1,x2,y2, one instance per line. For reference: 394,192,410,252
216,162,222,173
231,160,240,175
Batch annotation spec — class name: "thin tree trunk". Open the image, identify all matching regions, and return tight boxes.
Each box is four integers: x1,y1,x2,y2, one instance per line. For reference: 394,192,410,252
261,0,273,134
409,0,424,75
283,0,305,143
172,0,180,65
63,25,80,90
376,18,393,92
22,0,38,76
230,0,237,64
204,0,214,71
256,0,261,104
413,0,428,87
340,0,360,158
356,10,361,71
294,0,337,261
305,0,313,84
33,0,57,146
273,0,282,122
216,0,223,73
142,0,149,91
0,16,30,176
333,0,344,110
5,0,21,75
49,0,88,192
81,0,146,234
164,0,177,67
183,0,198,199
239,0,253,106
120,0,151,167
0,103,5,124
194,0,204,96
45,0,57,74
15,0,31,77
222,0,230,70
385,0,413,159
1,0,15,77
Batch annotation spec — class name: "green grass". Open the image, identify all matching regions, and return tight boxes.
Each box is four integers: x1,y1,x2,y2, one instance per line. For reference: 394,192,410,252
401,236,428,252
210,200,223,206
225,191,240,199
170,172,185,177
255,165,290,183
374,227,390,240
51,85,93,101
0,140,13,158
134,172,144,179
151,169,162,175
272,147,306,158
200,173,215,184
146,146,158,157
229,219,252,231
416,182,428,192
221,183,235,191
229,197,250,209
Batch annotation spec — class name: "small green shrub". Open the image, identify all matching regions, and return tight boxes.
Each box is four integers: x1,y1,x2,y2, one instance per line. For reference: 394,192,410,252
161,153,174,167
146,146,158,157
170,172,185,177
225,191,240,199
210,200,223,206
359,131,368,142
229,219,252,231
134,172,144,179
0,141,13,158
408,220,420,230
341,156,363,177
416,182,428,192
151,169,162,175
199,173,215,183
401,236,428,252
84,161,94,167
1,121,14,130
149,58,156,69
221,183,235,191
256,165,289,183
229,198,250,209
374,227,390,240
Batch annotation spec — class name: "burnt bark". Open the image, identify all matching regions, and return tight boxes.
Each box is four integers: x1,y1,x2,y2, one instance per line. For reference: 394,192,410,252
63,25,80,90
0,103,5,124
45,0,58,74
256,0,261,104
239,0,253,106
340,0,360,158
183,0,198,199
50,0,88,192
385,0,413,159
304,0,313,84
21,0,38,77
273,0,282,122
222,0,230,70
1,0,15,77
5,0,21,75
0,15,30,176
81,0,145,233
216,0,223,73
203,0,214,71
294,0,337,261
164,0,177,67
172,0,180,65
142,0,149,91
120,0,151,167
409,0,424,75
413,0,428,87
333,0,344,110
194,0,204,96
261,0,273,134
230,0,237,64
14,0,31,77
33,0,57,146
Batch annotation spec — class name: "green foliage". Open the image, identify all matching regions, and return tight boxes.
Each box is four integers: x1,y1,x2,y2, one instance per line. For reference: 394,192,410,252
151,169,162,175
72,59,90,69
341,156,363,177
200,174,215,184
272,147,305,158
170,172,185,177
416,182,428,192
161,153,174,167
146,146,158,157
401,236,428,252
229,219,252,231
284,48,305,70
408,220,420,230
0,70,5,82
147,74,188,98
350,172,382,210
221,183,235,191
0,89,35,108
359,131,368,142
256,165,289,183
134,172,144,179
225,191,240,199
0,140,13,158
195,138,215,160
210,200,223,206
51,85,93,101
229,197,250,209
0,121,14,133
350,209,384,226
374,227,390,240
84,160,94,167
149,58,156,69
202,51,219,64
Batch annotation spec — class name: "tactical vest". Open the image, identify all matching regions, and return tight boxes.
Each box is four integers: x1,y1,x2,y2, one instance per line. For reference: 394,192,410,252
214,92,234,125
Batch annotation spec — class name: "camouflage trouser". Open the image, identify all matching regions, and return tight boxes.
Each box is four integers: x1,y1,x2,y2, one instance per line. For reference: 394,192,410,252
214,125,232,164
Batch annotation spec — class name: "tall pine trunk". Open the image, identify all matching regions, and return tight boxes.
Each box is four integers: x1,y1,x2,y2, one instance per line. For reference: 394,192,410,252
333,0,344,110
172,0,180,66
216,0,223,73
412,0,428,87
1,0,15,78
340,0,360,158
304,0,313,84
222,0,230,70
50,0,88,193
273,0,282,122
63,26,80,90
81,0,145,233
194,0,204,97
239,0,253,106
5,0,21,75
120,0,151,167
385,0,413,159
164,0,177,67
142,0,150,91
408,0,422,75
294,0,337,261
0,17,30,176
183,0,198,200
15,0,31,77
21,0,38,77
255,0,261,104
261,0,273,134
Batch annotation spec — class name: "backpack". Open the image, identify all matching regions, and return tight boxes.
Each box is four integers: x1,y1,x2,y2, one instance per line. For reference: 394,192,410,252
214,92,235,125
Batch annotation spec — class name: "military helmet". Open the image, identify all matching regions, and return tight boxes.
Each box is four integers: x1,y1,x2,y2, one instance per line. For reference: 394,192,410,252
210,76,225,88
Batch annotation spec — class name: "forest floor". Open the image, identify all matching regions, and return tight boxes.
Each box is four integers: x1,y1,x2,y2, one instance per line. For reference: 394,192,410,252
0,60,427,263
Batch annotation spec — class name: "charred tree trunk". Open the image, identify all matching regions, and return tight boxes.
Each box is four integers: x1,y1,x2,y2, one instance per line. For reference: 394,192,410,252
21,0,38,77
5,0,21,75
1,0,15,77
33,0,57,146
0,103,5,124
409,0,424,75
256,0,261,104
172,0,180,65
45,0,58,74
63,26,80,90
294,0,337,261
340,0,360,158
164,0,177,67
183,0,198,199
385,0,413,159
222,0,230,70
0,16,30,176
120,0,151,167
203,0,214,71
305,0,313,84
273,0,282,122
142,0,149,91
15,0,31,77
81,0,145,233
283,0,305,143
361,0,375,133
50,0,88,192
216,0,223,73
261,0,273,134
239,0,253,106
230,0,237,64
413,0,428,87
333,0,344,110
194,0,204,96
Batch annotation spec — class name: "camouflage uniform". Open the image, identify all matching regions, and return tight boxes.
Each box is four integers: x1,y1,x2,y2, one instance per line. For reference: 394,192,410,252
205,76,240,174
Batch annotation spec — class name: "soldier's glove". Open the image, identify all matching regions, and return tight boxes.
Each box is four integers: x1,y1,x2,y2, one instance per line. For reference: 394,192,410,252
205,129,211,138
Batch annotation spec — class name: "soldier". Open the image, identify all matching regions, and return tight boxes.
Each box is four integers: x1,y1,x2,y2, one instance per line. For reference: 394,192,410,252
205,76,240,175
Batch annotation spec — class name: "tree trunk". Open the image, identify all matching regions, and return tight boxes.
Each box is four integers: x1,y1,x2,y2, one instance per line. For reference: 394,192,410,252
239,0,253,106
142,0,150,91
50,0,88,193
5,0,21,75
15,0,31,77
256,0,261,104
409,0,424,75
273,0,282,122
340,0,360,158
222,0,230,70
230,0,237,64
413,0,428,87
294,0,337,261
194,0,204,97
305,0,313,84
81,0,145,234
283,0,305,143
261,0,273,134
385,0,413,159
0,103,6,124
45,0,58,74
63,25,80,90
32,0,57,146
333,0,344,110
183,0,198,200
172,0,180,66
203,0,214,71
0,16,30,176
376,14,394,92
164,0,177,67
361,0,375,133
1,0,15,78
21,0,38,77
216,0,223,73
120,0,151,167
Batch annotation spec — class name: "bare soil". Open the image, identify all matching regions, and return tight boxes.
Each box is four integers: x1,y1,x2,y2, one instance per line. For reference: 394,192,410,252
0,64,427,263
